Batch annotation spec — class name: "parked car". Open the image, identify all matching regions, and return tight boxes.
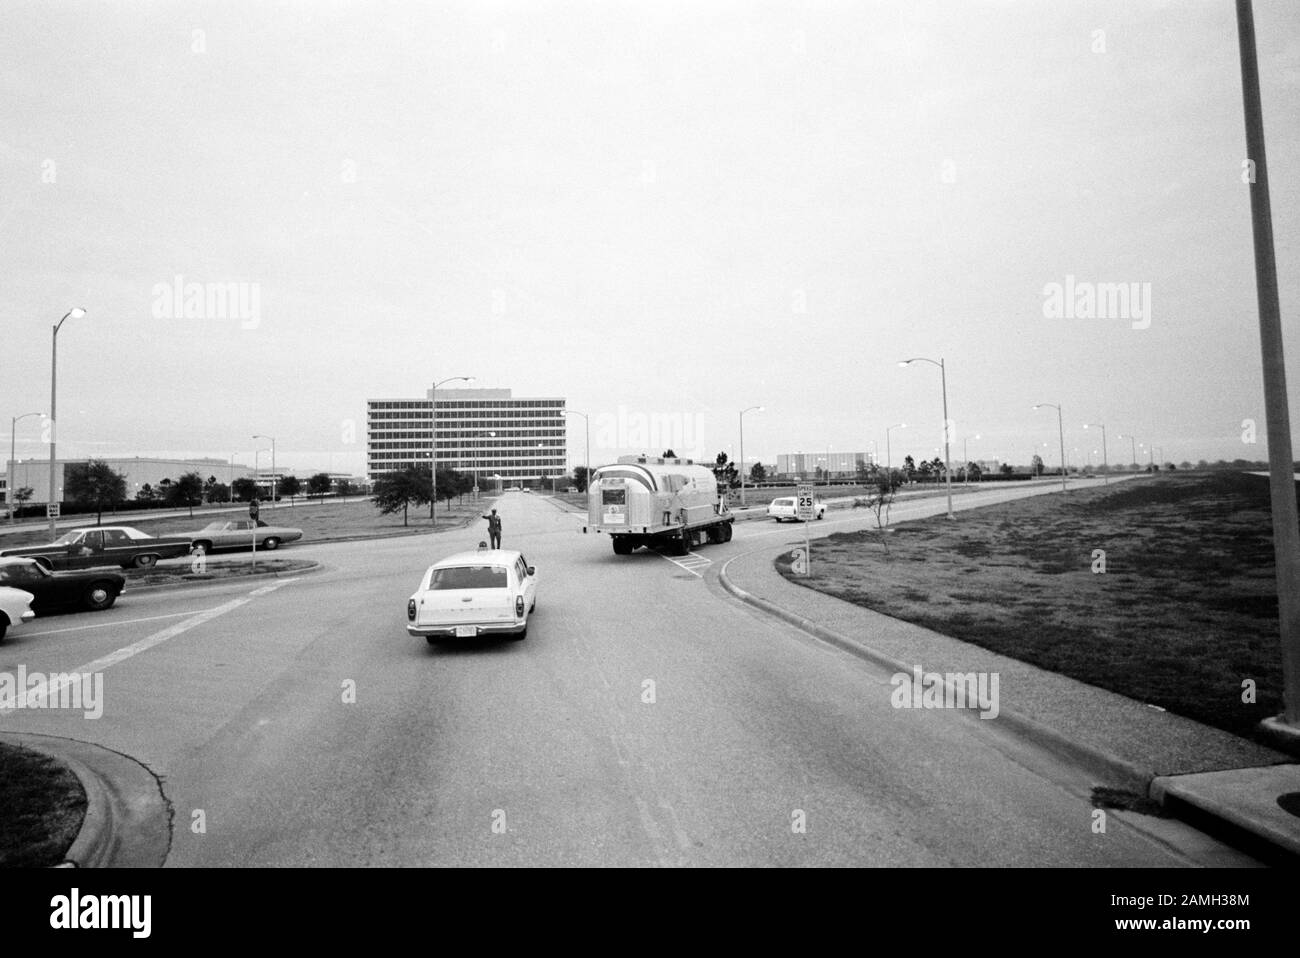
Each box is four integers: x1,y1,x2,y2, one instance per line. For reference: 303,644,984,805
184,519,303,553
0,526,193,570
406,549,538,644
0,585,36,642
767,497,825,521
0,557,125,613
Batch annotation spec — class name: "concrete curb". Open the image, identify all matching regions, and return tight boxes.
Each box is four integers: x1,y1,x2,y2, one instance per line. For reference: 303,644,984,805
124,560,323,594
4,732,170,868
717,550,1159,796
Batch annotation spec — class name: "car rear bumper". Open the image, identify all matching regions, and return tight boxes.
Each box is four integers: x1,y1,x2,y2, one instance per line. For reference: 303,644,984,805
407,620,526,637
21,610,35,622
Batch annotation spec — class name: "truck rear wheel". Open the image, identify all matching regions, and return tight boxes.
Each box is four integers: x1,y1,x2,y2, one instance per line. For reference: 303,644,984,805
722,522,733,542
612,537,634,555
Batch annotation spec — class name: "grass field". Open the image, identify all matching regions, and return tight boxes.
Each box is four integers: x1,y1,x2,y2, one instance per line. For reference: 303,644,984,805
0,743,86,867
0,496,494,551
776,471,1293,739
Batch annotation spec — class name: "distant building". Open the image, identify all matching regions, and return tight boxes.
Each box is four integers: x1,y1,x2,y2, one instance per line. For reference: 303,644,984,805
776,452,868,479
367,386,566,486
3,457,255,506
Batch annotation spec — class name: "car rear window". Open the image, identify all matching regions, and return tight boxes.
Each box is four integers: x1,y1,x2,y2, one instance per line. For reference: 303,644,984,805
429,565,509,590
773,498,794,507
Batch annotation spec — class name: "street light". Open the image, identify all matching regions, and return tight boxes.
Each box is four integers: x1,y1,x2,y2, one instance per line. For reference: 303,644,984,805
1118,433,1138,472
738,405,763,506
1033,403,1067,494
10,412,42,524
48,307,87,539
429,376,474,521
899,357,954,518
1084,423,1109,483
885,423,905,476
252,435,275,507
565,409,590,498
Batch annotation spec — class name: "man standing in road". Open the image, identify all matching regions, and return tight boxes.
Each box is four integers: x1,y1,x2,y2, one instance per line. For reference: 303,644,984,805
482,508,502,549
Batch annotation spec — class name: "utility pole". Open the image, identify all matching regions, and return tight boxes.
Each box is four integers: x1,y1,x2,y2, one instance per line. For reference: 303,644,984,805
1238,0,1300,731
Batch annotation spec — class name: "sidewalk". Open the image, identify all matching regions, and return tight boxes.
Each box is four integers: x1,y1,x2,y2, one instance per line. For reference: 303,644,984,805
719,544,1300,860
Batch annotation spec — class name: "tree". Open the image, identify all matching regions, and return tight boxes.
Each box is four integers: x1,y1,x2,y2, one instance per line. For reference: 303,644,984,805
917,460,933,482
999,463,1015,476
967,462,983,482
166,472,205,517
207,482,230,504
12,486,34,517
278,475,302,505
930,457,944,481
713,452,738,489
307,473,332,500
749,462,767,483
372,467,431,526
135,483,156,503
336,479,354,501
572,465,591,493
1030,454,1045,477
903,455,916,483
64,459,128,523
661,449,677,458
231,477,259,502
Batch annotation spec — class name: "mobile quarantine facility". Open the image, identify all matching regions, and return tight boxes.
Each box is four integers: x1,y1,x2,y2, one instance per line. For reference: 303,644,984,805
584,455,734,555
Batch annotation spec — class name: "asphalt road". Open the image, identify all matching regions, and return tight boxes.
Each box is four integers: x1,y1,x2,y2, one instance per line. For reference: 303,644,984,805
0,482,1251,865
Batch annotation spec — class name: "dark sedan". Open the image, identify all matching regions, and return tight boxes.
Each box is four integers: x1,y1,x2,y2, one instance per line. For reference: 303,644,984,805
0,525,192,570
0,557,126,612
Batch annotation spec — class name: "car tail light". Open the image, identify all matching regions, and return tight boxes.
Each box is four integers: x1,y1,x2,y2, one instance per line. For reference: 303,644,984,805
407,599,416,621
515,595,525,617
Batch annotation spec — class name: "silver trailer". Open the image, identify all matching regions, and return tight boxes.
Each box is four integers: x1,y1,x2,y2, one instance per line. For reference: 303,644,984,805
583,455,734,555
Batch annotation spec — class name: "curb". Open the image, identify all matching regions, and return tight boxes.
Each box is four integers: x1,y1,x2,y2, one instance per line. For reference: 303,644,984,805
124,560,323,594
4,733,170,868
717,550,1158,796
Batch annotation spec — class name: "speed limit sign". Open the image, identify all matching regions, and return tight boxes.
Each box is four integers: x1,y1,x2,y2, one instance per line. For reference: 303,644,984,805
796,484,815,522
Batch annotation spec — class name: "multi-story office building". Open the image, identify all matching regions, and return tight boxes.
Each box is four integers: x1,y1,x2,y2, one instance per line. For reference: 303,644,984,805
367,387,566,487
776,451,868,479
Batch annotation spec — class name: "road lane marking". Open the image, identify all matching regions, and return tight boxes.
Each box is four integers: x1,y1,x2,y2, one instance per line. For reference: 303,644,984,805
1,578,301,716
659,551,711,577
21,609,218,637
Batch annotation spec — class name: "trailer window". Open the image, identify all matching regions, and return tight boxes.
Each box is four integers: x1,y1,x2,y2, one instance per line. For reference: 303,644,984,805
602,488,626,505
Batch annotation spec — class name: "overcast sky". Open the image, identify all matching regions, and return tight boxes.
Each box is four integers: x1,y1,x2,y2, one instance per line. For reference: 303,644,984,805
2,0,1299,475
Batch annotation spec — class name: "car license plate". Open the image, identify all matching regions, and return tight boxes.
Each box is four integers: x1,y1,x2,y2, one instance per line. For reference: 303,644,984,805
455,625,477,637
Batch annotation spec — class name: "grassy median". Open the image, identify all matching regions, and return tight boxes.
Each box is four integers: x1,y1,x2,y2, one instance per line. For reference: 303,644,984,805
776,472,1292,739
0,742,86,867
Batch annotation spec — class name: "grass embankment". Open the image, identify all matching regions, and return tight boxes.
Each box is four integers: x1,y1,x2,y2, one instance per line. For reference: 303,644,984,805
777,472,1293,739
0,742,86,867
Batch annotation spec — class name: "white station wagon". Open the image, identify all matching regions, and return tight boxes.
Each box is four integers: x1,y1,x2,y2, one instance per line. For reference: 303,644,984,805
406,549,538,643
767,497,826,521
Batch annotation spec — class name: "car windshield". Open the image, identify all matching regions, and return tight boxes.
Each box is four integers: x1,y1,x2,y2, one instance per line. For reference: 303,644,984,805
202,522,226,530
429,565,509,590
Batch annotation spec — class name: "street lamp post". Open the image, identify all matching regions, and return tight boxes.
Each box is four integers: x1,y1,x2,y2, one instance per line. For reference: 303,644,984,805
1119,434,1138,472
1237,0,1300,730
738,405,763,506
885,423,905,477
48,307,87,539
10,412,42,524
1033,403,1067,494
565,410,590,497
899,357,953,518
429,376,475,521
253,435,275,507
1084,423,1108,483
